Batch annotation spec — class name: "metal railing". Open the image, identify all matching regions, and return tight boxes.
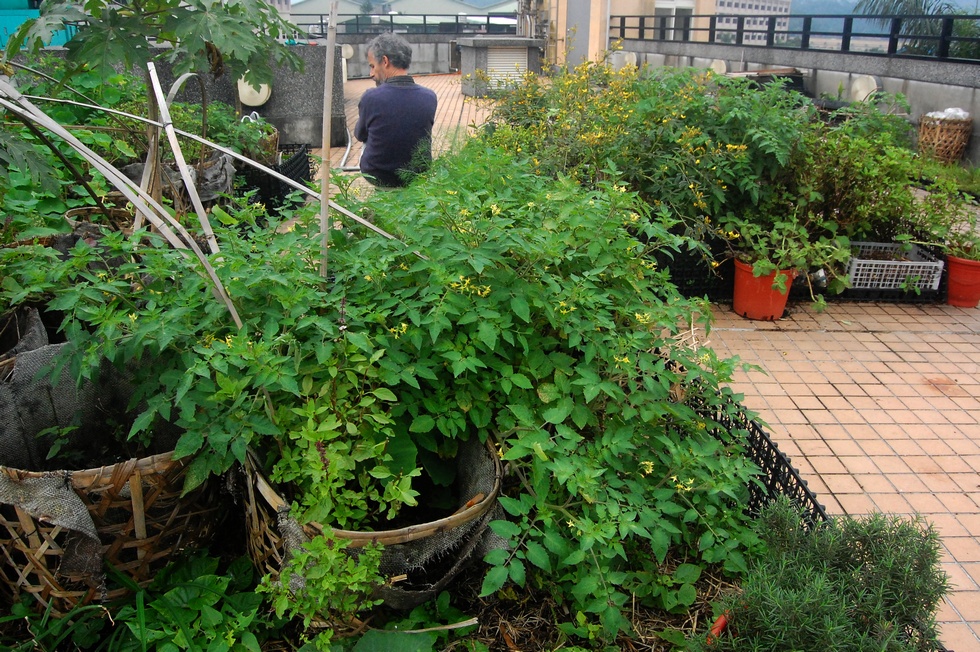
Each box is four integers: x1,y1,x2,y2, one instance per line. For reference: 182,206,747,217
610,13,980,63
290,13,518,37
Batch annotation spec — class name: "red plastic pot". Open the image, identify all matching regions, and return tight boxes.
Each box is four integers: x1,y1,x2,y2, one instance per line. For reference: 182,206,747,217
946,254,980,308
732,259,795,320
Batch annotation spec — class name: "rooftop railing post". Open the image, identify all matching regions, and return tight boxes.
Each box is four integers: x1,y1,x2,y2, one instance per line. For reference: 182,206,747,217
736,15,745,45
939,16,954,59
888,17,901,55
709,14,717,43
766,16,776,47
842,15,853,52
801,16,811,49
639,16,646,40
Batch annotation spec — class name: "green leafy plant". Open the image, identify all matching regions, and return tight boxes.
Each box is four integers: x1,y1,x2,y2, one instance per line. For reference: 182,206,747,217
109,554,277,651
6,0,302,94
262,534,385,649
690,496,950,652
0,136,770,645
0,553,283,651
910,176,980,261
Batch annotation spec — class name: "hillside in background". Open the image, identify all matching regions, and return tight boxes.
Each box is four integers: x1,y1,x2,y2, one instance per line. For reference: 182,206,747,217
790,0,884,34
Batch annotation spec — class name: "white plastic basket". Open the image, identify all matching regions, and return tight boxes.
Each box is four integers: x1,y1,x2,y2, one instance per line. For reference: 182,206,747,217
846,242,944,292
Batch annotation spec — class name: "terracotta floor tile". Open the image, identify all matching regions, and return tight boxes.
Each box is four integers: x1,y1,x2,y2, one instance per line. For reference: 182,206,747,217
936,621,980,652
918,439,960,456
904,492,951,514
945,537,980,563
858,439,894,456
930,513,972,538
937,598,964,623
932,455,976,473
905,455,946,474
937,492,980,514
877,394,908,411
960,456,980,473
956,513,980,537
822,474,865,494
836,493,876,515
921,473,972,494
962,563,980,589
889,474,931,493
839,455,880,475
808,456,848,474
951,474,980,493
874,456,914,474
944,562,980,593
846,424,891,440
870,492,913,513
947,588,980,621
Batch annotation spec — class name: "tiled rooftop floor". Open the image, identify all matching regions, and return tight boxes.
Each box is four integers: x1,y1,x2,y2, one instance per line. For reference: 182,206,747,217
326,73,980,652
711,302,980,651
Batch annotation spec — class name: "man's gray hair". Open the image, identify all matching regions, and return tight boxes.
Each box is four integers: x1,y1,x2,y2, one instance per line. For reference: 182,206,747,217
366,32,413,70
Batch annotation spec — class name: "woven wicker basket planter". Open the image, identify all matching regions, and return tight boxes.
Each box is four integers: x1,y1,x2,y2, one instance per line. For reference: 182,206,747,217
243,438,503,612
0,451,222,615
918,115,972,164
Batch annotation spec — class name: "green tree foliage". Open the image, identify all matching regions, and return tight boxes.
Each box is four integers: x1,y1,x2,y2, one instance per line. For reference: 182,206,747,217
855,0,980,58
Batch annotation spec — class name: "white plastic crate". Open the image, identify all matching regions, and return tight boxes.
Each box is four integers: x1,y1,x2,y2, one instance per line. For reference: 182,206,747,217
846,242,944,291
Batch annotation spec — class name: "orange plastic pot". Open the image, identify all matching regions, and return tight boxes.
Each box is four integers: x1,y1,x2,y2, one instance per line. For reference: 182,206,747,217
732,259,794,320
946,254,980,308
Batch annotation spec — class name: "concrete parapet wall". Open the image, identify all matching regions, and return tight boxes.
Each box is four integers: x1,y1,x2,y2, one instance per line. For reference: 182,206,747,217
335,34,461,79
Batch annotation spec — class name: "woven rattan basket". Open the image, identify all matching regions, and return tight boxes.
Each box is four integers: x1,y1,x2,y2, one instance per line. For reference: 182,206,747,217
0,451,222,615
918,115,972,163
243,439,503,610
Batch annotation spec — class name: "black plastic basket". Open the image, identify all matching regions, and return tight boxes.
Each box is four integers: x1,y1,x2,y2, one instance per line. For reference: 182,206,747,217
654,237,734,301
239,144,316,208
692,392,828,528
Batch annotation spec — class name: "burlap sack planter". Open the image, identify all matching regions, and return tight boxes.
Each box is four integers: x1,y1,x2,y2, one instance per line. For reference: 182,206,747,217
242,437,504,612
0,334,223,615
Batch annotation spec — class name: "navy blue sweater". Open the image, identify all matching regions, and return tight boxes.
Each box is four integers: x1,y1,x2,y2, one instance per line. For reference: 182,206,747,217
355,76,438,187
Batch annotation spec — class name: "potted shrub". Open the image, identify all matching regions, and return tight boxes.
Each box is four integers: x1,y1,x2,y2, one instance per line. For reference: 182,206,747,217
719,197,851,320
912,179,980,308
690,496,950,652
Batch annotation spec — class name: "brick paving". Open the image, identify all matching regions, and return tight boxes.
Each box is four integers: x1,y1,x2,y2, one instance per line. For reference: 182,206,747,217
324,73,980,652
711,302,980,651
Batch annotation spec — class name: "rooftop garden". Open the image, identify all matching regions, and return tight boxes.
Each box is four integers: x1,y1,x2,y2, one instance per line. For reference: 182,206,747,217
0,18,969,652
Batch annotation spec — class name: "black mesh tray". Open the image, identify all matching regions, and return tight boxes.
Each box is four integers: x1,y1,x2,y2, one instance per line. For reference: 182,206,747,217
691,391,828,528
239,144,316,207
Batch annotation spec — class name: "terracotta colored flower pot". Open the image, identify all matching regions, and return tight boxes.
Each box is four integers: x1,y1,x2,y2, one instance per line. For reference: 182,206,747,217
946,255,980,308
732,259,794,320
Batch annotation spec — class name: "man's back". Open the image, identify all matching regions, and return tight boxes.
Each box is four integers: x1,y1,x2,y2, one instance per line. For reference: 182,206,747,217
355,77,438,188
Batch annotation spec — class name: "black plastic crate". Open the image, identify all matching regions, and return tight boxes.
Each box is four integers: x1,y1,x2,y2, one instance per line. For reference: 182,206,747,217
691,392,828,529
654,236,734,301
239,144,316,208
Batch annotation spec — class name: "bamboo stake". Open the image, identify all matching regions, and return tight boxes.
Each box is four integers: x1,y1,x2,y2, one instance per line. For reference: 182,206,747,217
21,94,404,242
320,1,339,279
146,62,220,256
0,81,243,328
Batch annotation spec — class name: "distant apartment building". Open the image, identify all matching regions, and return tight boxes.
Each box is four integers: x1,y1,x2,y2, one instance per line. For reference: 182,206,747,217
713,0,792,43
